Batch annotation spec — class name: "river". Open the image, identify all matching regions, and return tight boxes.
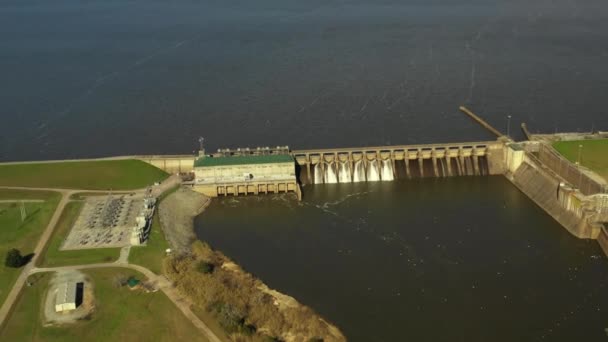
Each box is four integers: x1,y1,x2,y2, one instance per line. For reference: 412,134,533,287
196,177,608,341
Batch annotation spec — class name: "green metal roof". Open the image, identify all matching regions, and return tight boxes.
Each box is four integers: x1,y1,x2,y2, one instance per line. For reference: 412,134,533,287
127,278,140,287
194,154,293,167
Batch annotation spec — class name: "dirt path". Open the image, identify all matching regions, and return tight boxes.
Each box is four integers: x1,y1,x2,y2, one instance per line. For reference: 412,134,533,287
117,246,131,264
0,183,222,342
30,263,221,342
0,188,73,327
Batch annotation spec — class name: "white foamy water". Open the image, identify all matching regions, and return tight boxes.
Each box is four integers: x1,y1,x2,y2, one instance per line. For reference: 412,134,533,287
314,163,324,184
380,159,394,181
338,161,351,183
325,162,338,184
367,159,380,182
353,160,366,183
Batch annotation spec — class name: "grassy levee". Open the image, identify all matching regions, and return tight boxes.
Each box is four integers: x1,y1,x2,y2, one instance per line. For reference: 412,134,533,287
38,202,120,267
0,269,207,342
129,185,179,274
0,159,168,190
553,139,608,181
0,190,60,307
0,189,58,201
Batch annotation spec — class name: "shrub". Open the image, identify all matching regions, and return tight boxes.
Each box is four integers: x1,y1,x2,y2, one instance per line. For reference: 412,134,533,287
196,260,215,274
215,302,246,333
5,248,24,268
241,323,256,336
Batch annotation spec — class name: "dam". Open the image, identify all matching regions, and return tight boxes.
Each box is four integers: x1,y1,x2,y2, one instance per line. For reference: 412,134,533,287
291,140,505,184
129,122,608,258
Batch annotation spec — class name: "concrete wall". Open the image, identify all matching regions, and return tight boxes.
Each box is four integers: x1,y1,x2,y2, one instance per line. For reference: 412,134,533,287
136,155,196,174
487,143,506,175
505,145,524,173
194,162,295,184
598,227,608,257
194,181,300,198
192,161,299,199
510,154,597,239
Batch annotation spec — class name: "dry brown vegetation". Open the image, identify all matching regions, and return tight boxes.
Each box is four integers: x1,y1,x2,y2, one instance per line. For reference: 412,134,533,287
164,241,345,342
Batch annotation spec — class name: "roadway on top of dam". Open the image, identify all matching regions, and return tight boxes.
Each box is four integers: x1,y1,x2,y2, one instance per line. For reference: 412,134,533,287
291,139,502,155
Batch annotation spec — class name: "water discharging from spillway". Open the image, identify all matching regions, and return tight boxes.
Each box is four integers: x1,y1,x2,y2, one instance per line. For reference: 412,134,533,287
367,159,380,182
338,162,351,183
380,159,394,181
314,163,324,184
325,162,338,184
306,155,491,184
353,160,365,183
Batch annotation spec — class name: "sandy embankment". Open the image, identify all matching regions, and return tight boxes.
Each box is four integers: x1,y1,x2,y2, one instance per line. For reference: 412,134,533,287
158,187,210,254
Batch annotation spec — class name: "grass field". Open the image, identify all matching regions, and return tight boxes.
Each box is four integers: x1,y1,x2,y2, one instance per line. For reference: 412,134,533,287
553,139,608,181
0,190,60,307
38,202,120,267
0,159,168,190
0,269,207,342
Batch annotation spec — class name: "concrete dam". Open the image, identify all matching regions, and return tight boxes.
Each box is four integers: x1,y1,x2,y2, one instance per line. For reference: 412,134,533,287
291,141,504,185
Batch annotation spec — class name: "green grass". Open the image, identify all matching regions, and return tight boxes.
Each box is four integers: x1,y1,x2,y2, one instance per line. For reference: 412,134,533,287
0,268,208,342
38,202,120,267
0,190,60,307
129,185,179,274
0,189,58,201
553,139,608,181
0,159,168,190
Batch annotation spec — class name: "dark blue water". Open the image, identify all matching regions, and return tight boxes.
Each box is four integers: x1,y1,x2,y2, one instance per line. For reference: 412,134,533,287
1,0,608,161
196,178,608,341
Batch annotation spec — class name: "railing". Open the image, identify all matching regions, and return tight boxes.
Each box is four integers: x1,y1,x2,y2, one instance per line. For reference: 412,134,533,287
537,144,607,195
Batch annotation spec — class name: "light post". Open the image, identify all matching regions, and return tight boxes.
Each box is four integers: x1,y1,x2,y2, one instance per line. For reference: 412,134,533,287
506,115,512,138
198,137,205,151
577,144,583,189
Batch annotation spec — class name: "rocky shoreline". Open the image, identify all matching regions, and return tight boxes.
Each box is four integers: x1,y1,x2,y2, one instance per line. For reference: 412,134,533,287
160,187,345,342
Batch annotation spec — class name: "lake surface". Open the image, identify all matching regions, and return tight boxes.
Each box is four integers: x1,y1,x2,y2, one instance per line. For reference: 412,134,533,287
196,177,608,341
2,0,608,161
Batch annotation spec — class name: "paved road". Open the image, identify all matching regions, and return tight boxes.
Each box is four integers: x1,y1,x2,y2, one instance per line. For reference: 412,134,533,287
0,180,221,342
0,188,74,327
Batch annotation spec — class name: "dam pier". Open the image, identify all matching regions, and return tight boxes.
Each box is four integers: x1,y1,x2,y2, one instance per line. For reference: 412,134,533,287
292,140,504,185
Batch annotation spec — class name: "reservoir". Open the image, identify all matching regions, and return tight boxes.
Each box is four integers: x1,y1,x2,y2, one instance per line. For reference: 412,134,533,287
195,177,608,341
2,0,608,161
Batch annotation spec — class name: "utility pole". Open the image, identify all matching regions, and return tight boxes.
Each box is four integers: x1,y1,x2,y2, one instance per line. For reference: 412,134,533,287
577,144,583,190
198,137,205,156
506,115,512,138
20,201,26,222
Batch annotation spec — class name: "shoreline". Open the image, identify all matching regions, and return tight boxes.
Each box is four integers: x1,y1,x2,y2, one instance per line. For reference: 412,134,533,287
160,186,345,341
